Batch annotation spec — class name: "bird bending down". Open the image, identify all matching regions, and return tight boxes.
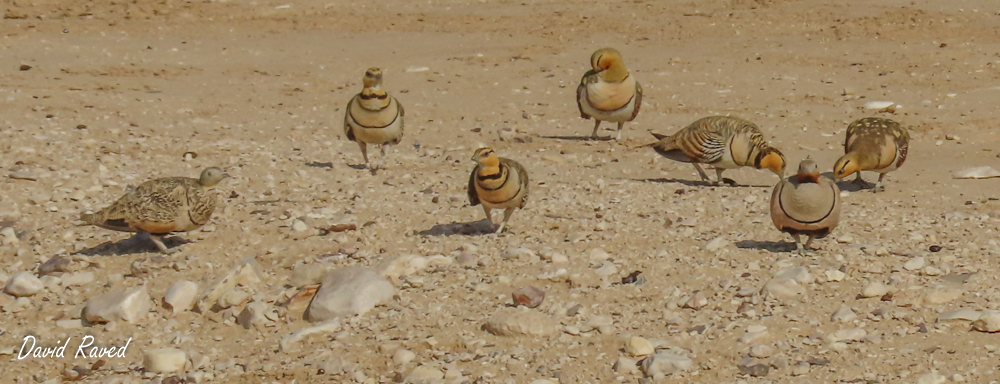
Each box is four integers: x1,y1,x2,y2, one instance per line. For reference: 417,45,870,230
80,167,230,254
344,67,405,172
770,159,841,255
645,116,786,185
468,148,529,234
576,48,642,142
832,117,909,193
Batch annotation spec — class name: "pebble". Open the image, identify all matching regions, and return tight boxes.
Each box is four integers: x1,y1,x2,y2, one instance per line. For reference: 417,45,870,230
1,227,19,246
196,257,262,312
288,263,332,288
588,248,610,261
761,277,805,302
915,372,947,384
937,309,982,323
392,349,416,365
640,351,694,379
61,271,94,287
749,344,774,358
483,308,558,337
583,315,614,334
836,235,854,243
307,267,394,321
624,336,655,357
279,320,341,352
84,287,151,324
972,311,1000,333
683,291,708,310
291,220,309,232
405,365,444,382
511,285,545,308
792,361,810,375
163,281,199,314
8,170,39,181
904,257,926,271
953,166,1000,179
861,282,889,298
925,287,963,305
594,262,618,277
824,269,845,282
4,271,44,297
143,348,187,373
825,328,866,343
236,301,269,330
831,306,858,323
614,356,638,374
705,236,728,252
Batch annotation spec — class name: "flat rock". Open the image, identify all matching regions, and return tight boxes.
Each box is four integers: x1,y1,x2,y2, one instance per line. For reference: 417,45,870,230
831,306,858,323
393,349,416,365
904,257,926,271
861,282,889,298
280,320,342,352
306,266,394,322
761,278,805,302
625,336,655,357
195,257,262,312
915,372,947,384
143,348,187,373
163,281,198,314
483,308,558,337
84,287,151,324
937,309,981,323
924,287,963,305
973,310,1000,333
61,271,94,287
237,301,270,330
640,351,694,379
405,366,444,383
4,271,44,297
953,166,1000,179
511,285,545,308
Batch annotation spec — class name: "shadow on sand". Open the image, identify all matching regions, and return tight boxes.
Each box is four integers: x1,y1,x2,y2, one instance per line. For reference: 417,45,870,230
419,219,498,236
77,234,190,256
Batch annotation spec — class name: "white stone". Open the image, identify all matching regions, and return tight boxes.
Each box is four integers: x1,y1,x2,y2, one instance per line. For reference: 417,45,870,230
594,262,618,277
393,349,416,365
953,166,1000,179
143,348,187,373
614,356,638,374
588,248,610,261
237,301,270,330
163,281,198,314
291,220,309,232
761,278,805,302
749,344,774,358
937,309,982,323
61,271,94,287
307,267,394,321
196,257,262,312
705,236,728,252
4,272,43,297
640,351,694,379
405,365,444,383
824,269,845,282
861,282,889,298
831,306,858,323
904,257,926,271
483,308,558,337
280,320,342,352
625,336,655,357
84,287,151,324
0,227,18,246
915,372,947,384
973,310,1000,333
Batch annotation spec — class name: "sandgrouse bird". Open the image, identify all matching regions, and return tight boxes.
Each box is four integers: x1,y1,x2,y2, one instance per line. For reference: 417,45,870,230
770,159,841,255
468,148,529,234
646,116,787,185
81,167,230,254
832,117,909,193
344,67,404,171
576,48,642,141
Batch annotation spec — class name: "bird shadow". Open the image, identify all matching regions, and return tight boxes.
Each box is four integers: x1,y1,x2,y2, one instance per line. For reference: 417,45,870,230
77,235,190,256
735,240,797,253
418,219,497,236
305,161,335,169
633,178,769,188
835,180,878,193
537,135,613,142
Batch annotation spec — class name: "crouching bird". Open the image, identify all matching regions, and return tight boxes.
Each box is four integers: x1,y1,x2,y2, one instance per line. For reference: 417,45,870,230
769,159,841,255
646,115,786,185
80,167,230,254
576,47,642,141
468,148,529,234
832,117,909,193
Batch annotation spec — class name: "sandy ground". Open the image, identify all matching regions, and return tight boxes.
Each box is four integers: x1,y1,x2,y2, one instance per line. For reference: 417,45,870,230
3,0,1000,383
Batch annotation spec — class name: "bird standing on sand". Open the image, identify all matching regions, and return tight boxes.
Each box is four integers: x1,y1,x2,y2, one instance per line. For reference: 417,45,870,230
468,148,529,234
576,48,642,141
81,167,230,254
770,159,841,255
344,67,405,172
645,116,786,185
832,117,909,193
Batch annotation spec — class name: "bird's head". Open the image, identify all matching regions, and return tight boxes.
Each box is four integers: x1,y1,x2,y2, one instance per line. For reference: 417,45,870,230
756,147,787,179
832,153,859,180
796,158,820,183
589,48,629,82
199,167,231,188
472,147,500,168
362,67,383,88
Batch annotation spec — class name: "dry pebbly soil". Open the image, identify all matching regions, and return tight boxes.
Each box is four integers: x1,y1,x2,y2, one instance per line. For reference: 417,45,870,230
3,0,1000,383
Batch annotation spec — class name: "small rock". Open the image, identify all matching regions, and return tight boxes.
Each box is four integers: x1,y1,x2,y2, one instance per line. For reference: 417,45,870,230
279,320,341,351
392,349,416,365
625,336,655,357
836,235,853,243
831,306,858,323
613,356,638,374
595,262,618,277
683,291,708,310
61,271,94,287
163,281,198,314
972,311,1000,333
740,325,769,344
937,309,981,323
583,315,614,334
8,170,39,181
307,267,394,322
861,282,889,298
143,348,187,373
511,285,545,308
748,344,774,358
405,365,444,383
915,372,947,384
792,361,810,375
84,287,151,324
953,166,1000,179
236,301,269,330
825,328,866,343
824,269,845,282
588,248,610,261
761,278,805,302
4,271,44,297
291,220,309,232
925,287,963,305
196,257,263,312
904,257,926,271
484,308,558,337
640,351,694,379
705,236,728,252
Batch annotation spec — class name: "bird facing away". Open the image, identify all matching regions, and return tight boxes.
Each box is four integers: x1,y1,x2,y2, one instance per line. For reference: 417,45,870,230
468,148,529,234
576,48,642,142
645,116,786,185
770,159,841,255
344,67,405,172
832,117,909,193
80,167,230,254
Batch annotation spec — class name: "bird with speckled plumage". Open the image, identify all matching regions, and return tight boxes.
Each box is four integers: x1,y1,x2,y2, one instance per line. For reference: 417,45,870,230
832,117,909,193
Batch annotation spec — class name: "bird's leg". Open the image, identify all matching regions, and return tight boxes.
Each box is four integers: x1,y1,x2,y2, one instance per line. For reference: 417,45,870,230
590,120,602,139
496,208,516,234
358,142,370,169
692,163,711,183
803,235,817,252
872,173,887,193
851,172,874,189
792,233,815,255
379,144,389,171
482,206,494,231
714,168,729,186
146,232,178,255
615,122,624,142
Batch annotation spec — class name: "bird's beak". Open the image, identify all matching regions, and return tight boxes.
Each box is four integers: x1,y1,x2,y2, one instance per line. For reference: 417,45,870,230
222,173,232,179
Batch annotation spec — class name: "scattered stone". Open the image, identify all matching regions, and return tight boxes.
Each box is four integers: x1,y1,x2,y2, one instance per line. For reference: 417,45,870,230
749,344,774,358
38,256,71,276
511,285,545,308
143,348,187,373
831,306,858,323
4,271,44,297
307,267,394,322
972,311,1000,333
280,320,342,351
625,336,655,357
925,287,963,305
614,356,638,374
640,351,693,379
163,281,198,314
583,315,614,334
861,282,889,298
953,166,1000,179
915,372,947,384
61,271,94,287
761,277,805,302
904,257,926,271
705,236,728,252
237,301,270,330
937,309,981,323
196,257,262,312
84,287,151,324
683,291,708,310
483,308,558,337
392,349,416,365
